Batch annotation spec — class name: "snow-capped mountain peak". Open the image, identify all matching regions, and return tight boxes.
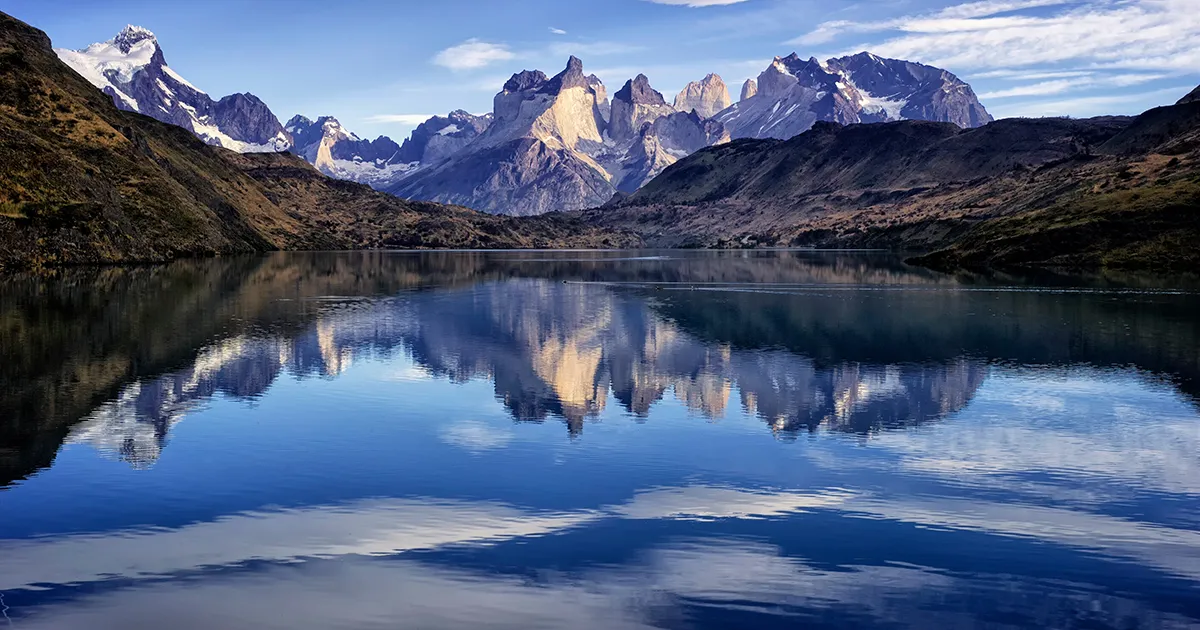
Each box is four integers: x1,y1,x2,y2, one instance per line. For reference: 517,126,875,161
715,50,992,140
112,24,156,53
56,26,289,153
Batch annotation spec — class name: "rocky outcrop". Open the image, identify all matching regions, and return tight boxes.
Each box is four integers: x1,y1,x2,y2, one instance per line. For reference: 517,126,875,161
826,52,992,127
390,59,740,214
285,116,414,187
740,79,757,102
282,110,491,190
388,57,615,215
387,58,736,214
394,110,491,165
609,74,678,142
589,74,611,122
55,25,290,152
616,111,730,192
388,136,617,216
673,74,731,119
714,51,992,140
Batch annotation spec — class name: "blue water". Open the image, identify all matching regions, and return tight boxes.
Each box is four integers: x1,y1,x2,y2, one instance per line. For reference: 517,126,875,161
1,250,1198,629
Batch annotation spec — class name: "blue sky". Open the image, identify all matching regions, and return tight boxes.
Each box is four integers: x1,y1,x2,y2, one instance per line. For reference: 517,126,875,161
8,0,1200,140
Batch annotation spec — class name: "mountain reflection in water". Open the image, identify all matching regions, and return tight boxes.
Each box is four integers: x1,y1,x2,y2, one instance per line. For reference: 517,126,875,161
1,251,1198,630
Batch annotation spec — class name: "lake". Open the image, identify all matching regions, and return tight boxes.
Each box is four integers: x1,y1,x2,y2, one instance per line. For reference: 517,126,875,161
1,250,1198,629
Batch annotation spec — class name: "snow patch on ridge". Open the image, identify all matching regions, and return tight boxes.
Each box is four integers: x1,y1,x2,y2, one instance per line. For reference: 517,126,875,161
321,158,421,187
163,66,205,95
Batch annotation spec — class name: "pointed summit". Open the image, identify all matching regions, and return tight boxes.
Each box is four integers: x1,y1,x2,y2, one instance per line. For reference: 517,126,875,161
541,55,590,94
615,74,667,106
740,78,758,101
113,25,156,53
609,74,677,142
673,73,731,119
503,70,548,93
56,25,290,152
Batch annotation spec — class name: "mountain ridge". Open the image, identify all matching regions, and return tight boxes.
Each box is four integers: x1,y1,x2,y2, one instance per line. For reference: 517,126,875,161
55,25,290,152
588,90,1199,269
0,11,636,269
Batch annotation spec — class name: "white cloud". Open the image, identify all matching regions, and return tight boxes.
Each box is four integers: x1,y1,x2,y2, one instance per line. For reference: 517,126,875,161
549,27,568,35
364,114,435,126
433,39,516,70
812,0,1200,73
969,69,1096,80
0,485,850,590
931,0,1075,20
990,85,1197,118
977,73,1166,99
642,0,750,6
792,0,1073,46
440,421,514,452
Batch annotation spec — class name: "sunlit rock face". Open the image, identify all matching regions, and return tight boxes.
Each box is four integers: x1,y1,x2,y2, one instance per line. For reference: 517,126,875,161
674,74,732,120
740,78,758,102
389,60,730,214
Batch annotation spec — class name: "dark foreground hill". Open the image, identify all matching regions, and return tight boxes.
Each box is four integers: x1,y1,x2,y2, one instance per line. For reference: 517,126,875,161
0,12,635,270
590,92,1200,270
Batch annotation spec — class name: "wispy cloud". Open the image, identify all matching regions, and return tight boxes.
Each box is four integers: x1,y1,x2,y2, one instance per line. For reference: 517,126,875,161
364,114,435,126
549,27,568,35
792,0,1072,46
977,73,1166,99
433,39,516,70
989,85,1196,118
968,69,1095,80
795,0,1200,73
642,0,750,6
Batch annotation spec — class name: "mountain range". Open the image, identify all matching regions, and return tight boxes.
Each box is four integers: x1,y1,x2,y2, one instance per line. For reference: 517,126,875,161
0,12,634,269
53,25,993,215
591,89,1200,269
8,10,1199,271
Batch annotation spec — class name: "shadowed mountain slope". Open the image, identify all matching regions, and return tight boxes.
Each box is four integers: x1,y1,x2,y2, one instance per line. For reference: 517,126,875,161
591,93,1200,269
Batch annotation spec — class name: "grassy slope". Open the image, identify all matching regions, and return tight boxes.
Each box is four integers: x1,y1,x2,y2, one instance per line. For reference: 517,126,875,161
592,97,1200,269
0,12,637,270
914,102,1200,270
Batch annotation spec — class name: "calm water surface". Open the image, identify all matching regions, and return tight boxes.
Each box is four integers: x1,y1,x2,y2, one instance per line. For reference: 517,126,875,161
1,250,1199,629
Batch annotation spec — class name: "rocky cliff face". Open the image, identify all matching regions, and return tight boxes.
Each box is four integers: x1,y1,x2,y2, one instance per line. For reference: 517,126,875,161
285,116,414,187
714,52,992,140
673,74,731,120
395,110,493,164
388,59,730,215
616,111,731,192
609,74,678,142
55,26,290,152
740,79,757,102
282,110,491,190
389,57,614,216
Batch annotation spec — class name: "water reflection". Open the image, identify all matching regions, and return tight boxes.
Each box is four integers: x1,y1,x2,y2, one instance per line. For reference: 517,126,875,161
1,251,1198,629
56,278,993,467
